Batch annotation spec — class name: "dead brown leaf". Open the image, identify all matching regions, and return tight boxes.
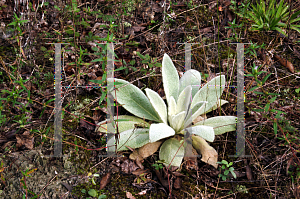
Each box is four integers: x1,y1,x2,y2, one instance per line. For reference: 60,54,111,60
192,135,218,169
293,46,300,60
99,172,111,190
132,26,146,32
274,55,294,73
135,156,144,169
129,141,162,161
121,159,139,174
184,147,198,170
16,131,34,150
246,165,253,181
132,169,150,176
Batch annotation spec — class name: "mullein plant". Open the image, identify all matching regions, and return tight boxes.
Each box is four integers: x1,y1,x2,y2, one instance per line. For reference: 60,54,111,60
96,54,237,168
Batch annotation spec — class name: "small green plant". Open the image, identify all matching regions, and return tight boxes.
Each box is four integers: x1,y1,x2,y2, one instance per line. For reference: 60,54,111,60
8,13,29,37
225,19,243,42
245,42,266,58
20,168,41,199
97,54,237,168
235,0,300,35
88,172,100,185
136,52,162,74
236,185,248,193
217,160,236,181
0,78,33,132
122,59,137,75
81,188,107,199
152,160,164,170
136,173,147,184
0,100,7,127
246,63,286,135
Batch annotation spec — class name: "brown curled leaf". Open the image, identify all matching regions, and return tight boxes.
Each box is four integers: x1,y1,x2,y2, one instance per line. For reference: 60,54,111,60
274,55,294,73
99,172,111,190
246,165,253,181
129,141,163,161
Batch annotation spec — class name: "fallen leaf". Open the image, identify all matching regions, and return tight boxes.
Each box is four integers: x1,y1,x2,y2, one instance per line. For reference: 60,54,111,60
80,119,94,130
274,55,294,73
129,141,162,161
246,165,253,181
192,135,218,168
99,173,111,190
154,169,169,188
16,131,34,150
126,191,136,199
192,115,205,125
121,159,139,174
135,155,144,169
61,182,73,193
132,169,149,176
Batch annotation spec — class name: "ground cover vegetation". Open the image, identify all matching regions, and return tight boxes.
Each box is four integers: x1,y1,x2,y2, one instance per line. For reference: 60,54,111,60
0,0,299,198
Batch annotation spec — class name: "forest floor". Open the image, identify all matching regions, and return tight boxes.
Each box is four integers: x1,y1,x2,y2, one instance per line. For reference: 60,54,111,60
0,0,299,198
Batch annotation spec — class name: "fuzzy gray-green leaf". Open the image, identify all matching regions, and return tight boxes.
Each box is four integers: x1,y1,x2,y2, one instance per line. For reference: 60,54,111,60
96,115,150,134
159,138,184,168
149,123,175,143
191,75,225,116
186,125,215,142
145,88,168,124
108,78,161,122
179,69,201,98
162,54,179,105
194,116,237,135
107,128,150,151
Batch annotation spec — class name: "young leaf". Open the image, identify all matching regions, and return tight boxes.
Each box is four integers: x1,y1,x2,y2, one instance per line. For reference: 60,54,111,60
170,111,186,132
191,75,225,116
145,88,168,124
179,69,201,98
176,85,192,113
262,73,271,84
149,123,175,143
162,54,179,105
184,101,207,128
248,86,259,92
168,96,177,117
